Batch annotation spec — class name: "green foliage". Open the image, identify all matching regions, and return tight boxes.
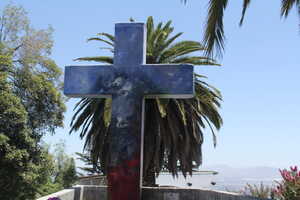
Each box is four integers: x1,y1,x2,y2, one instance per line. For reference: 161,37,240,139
0,4,29,47
35,142,78,197
193,0,300,57
241,166,300,200
13,68,65,138
243,182,273,199
0,54,55,200
70,16,222,185
0,4,66,199
35,151,60,197
52,142,78,189
76,152,103,175
203,0,228,57
273,166,300,200
62,158,78,188
0,3,65,138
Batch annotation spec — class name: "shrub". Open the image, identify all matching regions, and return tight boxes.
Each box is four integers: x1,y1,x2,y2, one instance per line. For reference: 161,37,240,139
273,166,300,200
243,182,273,199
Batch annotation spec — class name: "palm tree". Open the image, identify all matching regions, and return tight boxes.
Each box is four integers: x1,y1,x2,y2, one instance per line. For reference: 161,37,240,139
75,152,103,175
70,16,223,186
198,0,300,57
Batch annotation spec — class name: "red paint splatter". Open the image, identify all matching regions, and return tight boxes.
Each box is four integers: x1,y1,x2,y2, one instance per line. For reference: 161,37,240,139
107,154,141,200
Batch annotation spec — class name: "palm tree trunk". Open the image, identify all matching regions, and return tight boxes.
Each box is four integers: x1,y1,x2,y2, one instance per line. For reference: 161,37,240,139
143,161,157,187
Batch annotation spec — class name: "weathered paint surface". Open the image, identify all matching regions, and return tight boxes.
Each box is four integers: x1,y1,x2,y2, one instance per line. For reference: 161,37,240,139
64,23,194,200
64,64,194,98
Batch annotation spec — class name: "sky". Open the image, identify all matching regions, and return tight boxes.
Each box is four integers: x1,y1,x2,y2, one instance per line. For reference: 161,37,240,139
1,0,299,169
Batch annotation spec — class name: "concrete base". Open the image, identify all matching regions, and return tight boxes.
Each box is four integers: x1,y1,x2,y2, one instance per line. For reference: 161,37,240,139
37,185,270,200
36,189,75,200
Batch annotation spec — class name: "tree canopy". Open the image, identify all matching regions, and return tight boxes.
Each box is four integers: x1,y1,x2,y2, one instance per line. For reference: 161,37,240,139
0,43,53,200
0,4,65,139
0,4,67,199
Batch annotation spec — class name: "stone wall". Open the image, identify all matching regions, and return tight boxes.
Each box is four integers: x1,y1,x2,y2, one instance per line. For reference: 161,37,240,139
37,185,270,200
142,187,267,200
36,189,76,200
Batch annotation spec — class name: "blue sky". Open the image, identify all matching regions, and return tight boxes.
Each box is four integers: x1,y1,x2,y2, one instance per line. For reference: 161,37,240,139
2,0,299,169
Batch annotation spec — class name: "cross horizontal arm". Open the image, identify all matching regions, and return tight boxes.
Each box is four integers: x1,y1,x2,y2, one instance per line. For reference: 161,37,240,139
64,65,115,98
141,64,194,98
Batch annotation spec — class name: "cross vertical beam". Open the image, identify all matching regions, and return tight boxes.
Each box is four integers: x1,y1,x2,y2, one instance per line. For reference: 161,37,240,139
107,23,146,200
107,94,144,200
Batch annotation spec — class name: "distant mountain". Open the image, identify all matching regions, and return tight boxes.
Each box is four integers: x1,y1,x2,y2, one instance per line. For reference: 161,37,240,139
157,164,282,192
201,165,281,191
203,164,280,179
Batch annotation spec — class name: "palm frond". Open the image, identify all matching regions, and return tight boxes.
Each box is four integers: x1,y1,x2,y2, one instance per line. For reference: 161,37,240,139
155,98,169,118
74,56,113,64
239,0,252,26
99,47,114,53
153,21,174,58
70,99,92,132
281,0,297,18
203,115,217,147
160,41,205,62
96,33,115,42
155,20,173,46
148,22,163,51
103,98,112,127
157,32,183,60
203,0,228,58
87,37,114,47
147,16,154,43
172,56,220,66
195,74,208,79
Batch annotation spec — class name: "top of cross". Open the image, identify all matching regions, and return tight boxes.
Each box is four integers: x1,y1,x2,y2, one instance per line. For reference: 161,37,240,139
114,23,146,66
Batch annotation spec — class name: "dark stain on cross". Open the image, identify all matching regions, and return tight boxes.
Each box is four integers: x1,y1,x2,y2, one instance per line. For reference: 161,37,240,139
64,23,195,200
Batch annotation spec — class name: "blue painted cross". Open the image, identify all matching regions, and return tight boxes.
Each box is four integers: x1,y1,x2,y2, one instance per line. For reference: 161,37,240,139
64,23,194,200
